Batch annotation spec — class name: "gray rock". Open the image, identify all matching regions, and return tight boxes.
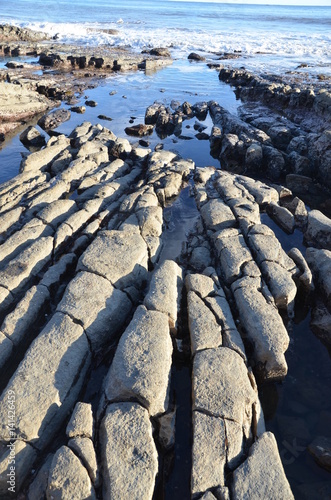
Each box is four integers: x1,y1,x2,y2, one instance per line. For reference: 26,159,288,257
66,402,94,439
188,291,223,354
78,229,148,290
47,446,96,499
308,436,331,472
0,218,53,266
57,271,132,352
260,260,297,312
1,284,50,346
288,247,314,291
100,402,158,500
232,276,290,380
205,295,246,359
190,246,212,271
144,260,182,332
267,201,295,233
27,453,53,500
215,486,230,500
68,437,99,486
185,272,219,298
193,347,256,427
21,135,70,173
0,312,91,449
306,248,331,308
191,411,226,496
0,206,24,239
245,143,263,170
282,196,308,229
311,302,331,346
0,331,13,370
231,432,294,500
36,199,77,229
20,126,46,148
158,409,176,450
105,306,172,416
200,199,236,232
305,210,331,250
262,145,285,180
40,253,76,290
0,286,14,317
0,236,53,296
214,229,255,285
0,82,53,133
38,109,71,130
0,440,37,496
188,52,206,61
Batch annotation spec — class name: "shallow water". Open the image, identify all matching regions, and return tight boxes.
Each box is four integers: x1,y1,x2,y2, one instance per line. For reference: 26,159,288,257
0,58,239,184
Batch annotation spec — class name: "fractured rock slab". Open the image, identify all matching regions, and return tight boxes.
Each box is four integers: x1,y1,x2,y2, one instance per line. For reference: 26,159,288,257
232,276,289,380
57,271,132,352
200,198,236,232
231,432,294,500
104,305,172,416
0,312,91,449
192,411,226,496
188,291,223,354
306,248,331,308
144,259,182,332
78,229,149,290
193,347,256,428
66,402,94,440
47,446,96,500
100,402,158,500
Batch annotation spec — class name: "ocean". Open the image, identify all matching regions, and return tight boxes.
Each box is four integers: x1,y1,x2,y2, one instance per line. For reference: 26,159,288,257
1,0,331,75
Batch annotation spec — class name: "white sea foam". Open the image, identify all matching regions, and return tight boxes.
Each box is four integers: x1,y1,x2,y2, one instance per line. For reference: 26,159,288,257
5,7,331,76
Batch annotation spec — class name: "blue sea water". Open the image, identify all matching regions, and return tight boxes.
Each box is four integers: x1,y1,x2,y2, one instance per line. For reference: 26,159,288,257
1,0,331,74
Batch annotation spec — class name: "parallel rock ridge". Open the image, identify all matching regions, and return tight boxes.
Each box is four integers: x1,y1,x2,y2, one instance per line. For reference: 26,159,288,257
0,117,329,497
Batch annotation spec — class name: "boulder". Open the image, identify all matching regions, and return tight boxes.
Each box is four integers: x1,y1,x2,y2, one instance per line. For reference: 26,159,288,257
267,202,295,233
0,312,91,448
38,109,71,130
125,124,154,136
308,436,331,472
68,437,99,486
188,52,206,61
21,135,70,173
200,199,236,232
187,291,223,354
19,126,46,148
149,47,171,57
311,302,331,346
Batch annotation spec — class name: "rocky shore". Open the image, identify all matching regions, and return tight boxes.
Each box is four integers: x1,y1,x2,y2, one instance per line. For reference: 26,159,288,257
0,24,172,140
0,109,329,497
0,23,330,500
